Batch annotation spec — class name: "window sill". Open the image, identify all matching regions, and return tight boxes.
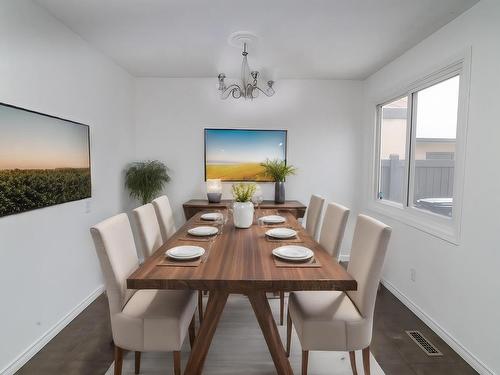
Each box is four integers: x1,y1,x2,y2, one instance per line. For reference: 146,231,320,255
367,200,460,245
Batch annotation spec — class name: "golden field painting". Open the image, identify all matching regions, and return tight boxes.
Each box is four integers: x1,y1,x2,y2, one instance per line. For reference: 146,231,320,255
206,163,272,181
204,129,287,181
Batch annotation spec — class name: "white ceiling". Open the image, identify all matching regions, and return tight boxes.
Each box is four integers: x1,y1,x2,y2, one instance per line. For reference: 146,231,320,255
35,0,478,79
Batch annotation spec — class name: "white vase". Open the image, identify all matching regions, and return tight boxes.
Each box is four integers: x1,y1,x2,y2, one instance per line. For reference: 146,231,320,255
233,201,254,228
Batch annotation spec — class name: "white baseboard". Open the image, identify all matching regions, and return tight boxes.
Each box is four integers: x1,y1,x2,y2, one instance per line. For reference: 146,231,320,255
381,279,495,375
0,285,105,375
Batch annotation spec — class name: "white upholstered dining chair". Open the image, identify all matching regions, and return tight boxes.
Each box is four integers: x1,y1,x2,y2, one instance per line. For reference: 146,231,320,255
286,214,392,375
278,201,350,325
135,201,205,324
152,195,177,242
90,213,197,375
318,202,350,260
304,194,325,239
132,203,163,259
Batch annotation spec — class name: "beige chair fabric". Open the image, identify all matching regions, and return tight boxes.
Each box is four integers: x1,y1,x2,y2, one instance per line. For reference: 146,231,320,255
152,195,177,242
305,194,325,239
132,203,163,259
318,202,350,260
289,214,391,352
90,213,197,352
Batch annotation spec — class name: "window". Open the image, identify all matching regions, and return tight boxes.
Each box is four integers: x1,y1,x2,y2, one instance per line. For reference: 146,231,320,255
412,76,459,217
378,97,408,205
373,58,469,242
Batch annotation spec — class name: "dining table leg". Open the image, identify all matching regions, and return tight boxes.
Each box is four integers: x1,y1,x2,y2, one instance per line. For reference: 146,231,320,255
184,290,229,375
248,291,294,375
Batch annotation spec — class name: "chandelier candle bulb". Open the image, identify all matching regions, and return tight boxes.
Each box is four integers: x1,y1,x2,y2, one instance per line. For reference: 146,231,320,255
206,179,222,203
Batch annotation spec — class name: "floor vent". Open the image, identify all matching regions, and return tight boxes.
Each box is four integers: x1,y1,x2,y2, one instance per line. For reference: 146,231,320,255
405,330,443,356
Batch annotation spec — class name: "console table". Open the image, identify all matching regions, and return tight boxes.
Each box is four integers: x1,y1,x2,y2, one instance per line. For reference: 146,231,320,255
182,199,307,220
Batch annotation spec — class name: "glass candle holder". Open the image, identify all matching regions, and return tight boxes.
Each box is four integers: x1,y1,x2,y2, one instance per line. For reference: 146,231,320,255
206,179,222,203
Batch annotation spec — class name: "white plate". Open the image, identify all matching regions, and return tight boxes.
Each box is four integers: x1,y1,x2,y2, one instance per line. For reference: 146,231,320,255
266,227,297,239
166,245,205,260
260,215,286,224
188,226,219,236
200,212,223,221
272,245,313,261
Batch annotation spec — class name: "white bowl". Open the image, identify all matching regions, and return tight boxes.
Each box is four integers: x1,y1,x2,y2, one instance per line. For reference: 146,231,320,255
166,246,205,260
260,215,286,224
188,226,219,236
272,245,313,261
266,227,297,239
200,212,223,221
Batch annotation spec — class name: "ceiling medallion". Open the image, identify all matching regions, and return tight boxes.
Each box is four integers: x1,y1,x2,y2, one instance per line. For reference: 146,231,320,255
217,32,275,100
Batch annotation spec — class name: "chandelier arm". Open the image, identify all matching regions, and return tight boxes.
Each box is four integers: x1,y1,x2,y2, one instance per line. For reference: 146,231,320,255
252,85,275,97
220,84,243,99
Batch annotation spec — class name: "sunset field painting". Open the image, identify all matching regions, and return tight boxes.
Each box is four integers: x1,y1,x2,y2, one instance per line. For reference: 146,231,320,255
0,104,91,217
205,129,287,181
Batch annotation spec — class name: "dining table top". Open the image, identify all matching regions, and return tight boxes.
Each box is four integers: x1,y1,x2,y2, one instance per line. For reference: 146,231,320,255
127,209,357,293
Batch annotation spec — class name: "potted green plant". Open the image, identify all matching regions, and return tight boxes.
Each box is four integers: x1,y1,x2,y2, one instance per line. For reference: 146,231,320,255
125,160,171,204
260,159,297,203
232,182,256,228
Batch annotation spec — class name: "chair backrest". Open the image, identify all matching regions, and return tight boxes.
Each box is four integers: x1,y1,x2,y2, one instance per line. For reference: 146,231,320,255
318,202,350,260
90,213,139,315
132,203,163,259
305,194,325,239
152,195,177,242
347,214,391,320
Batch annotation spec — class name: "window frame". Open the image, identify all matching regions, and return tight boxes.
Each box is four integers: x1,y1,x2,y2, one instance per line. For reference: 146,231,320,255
370,50,471,244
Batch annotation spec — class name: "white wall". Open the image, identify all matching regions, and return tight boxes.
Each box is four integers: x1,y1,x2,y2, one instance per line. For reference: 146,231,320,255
0,1,134,373
361,1,500,374
134,78,363,252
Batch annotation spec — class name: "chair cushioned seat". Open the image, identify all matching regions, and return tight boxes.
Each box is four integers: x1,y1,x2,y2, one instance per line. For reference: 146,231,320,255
113,289,197,352
289,291,371,351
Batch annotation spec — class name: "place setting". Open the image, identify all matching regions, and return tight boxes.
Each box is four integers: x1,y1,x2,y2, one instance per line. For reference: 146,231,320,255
264,227,304,243
158,245,207,267
194,211,225,224
258,213,288,228
178,225,220,242
272,245,321,268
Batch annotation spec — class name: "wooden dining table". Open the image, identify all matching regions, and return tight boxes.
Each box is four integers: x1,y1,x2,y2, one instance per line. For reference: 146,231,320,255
127,209,357,375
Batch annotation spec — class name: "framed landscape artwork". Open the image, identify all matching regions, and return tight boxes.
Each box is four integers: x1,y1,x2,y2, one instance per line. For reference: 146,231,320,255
0,103,91,217
204,128,287,181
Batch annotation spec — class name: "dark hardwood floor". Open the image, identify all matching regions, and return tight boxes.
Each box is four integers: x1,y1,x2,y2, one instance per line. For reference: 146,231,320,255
17,285,477,375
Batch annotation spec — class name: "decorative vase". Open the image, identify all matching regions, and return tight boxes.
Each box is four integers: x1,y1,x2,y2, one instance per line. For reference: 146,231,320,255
233,201,254,228
275,181,285,204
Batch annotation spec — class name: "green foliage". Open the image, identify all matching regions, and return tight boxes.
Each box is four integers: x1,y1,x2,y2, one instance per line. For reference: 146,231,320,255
0,168,91,217
260,159,297,182
232,182,257,202
125,160,171,204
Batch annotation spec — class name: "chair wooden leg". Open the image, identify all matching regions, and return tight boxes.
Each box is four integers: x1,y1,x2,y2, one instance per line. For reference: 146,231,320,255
286,308,292,357
114,346,123,375
189,314,196,349
302,350,309,375
134,351,141,374
279,291,285,325
349,351,358,375
362,346,371,375
173,351,181,375
198,290,204,324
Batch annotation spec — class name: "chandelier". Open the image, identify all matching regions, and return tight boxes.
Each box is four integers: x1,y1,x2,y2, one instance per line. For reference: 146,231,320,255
217,37,275,100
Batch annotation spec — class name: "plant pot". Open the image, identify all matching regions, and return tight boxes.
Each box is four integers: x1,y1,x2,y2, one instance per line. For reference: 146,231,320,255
275,181,285,204
233,201,254,228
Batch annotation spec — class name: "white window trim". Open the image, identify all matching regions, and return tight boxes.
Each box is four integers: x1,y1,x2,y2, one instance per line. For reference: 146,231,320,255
367,48,471,245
